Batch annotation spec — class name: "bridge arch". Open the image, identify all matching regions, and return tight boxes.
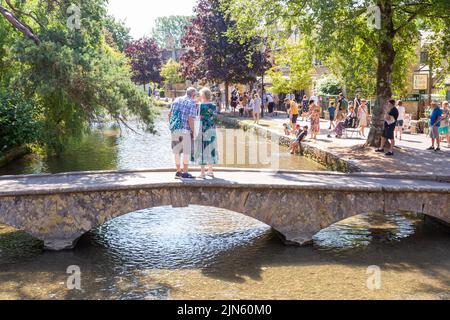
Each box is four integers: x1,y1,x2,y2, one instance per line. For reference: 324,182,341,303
1,177,448,250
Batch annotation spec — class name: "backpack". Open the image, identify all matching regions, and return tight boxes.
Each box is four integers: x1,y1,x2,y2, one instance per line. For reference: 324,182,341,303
169,107,182,132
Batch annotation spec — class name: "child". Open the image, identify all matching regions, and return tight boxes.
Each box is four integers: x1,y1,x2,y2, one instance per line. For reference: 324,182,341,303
293,124,301,136
328,102,336,130
289,126,309,154
283,123,292,136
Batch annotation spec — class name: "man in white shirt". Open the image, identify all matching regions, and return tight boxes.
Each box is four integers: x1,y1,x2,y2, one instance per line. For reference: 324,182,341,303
267,92,275,117
310,90,319,104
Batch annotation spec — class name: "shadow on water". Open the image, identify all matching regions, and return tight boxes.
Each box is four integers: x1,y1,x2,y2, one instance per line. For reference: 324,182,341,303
1,207,449,299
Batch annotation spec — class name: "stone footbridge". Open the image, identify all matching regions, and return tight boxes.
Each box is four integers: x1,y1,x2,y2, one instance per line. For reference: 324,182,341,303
0,169,449,250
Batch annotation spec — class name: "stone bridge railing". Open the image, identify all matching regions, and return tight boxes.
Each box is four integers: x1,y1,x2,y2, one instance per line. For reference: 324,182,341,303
0,169,449,250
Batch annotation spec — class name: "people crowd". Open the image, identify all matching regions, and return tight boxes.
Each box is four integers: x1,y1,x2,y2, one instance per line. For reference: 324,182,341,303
168,86,449,179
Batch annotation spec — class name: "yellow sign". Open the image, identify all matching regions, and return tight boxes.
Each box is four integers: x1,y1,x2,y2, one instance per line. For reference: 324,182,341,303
413,74,428,90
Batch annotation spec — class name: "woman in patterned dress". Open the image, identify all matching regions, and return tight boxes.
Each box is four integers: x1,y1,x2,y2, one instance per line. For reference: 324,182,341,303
308,100,321,139
194,87,219,179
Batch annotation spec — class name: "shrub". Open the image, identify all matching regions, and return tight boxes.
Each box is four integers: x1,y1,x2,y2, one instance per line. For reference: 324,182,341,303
0,91,42,154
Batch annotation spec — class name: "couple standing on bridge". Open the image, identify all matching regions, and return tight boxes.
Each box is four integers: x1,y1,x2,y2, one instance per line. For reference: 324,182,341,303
169,87,219,179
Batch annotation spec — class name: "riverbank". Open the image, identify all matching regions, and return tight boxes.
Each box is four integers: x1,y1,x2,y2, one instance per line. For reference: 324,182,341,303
217,112,450,175
0,146,29,168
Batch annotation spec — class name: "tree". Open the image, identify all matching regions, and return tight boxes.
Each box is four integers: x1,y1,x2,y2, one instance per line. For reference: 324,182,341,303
1,0,156,153
268,38,313,94
124,37,163,89
225,0,450,146
180,0,271,106
151,15,192,49
104,15,132,52
160,59,184,97
316,75,343,96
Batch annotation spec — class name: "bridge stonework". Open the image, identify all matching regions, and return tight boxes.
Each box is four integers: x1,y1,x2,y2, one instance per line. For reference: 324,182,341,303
0,170,449,250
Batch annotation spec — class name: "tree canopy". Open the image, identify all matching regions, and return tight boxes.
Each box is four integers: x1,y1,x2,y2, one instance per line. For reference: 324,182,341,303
125,37,163,88
180,0,271,103
0,0,156,153
225,0,450,145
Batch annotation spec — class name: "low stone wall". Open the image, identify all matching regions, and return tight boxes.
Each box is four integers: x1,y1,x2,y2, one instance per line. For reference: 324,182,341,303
217,115,360,173
0,146,29,168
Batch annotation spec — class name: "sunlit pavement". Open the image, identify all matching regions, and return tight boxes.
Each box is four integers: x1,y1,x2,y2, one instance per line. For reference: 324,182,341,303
221,111,450,174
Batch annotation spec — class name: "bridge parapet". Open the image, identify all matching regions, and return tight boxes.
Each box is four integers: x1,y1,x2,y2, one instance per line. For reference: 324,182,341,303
0,169,449,250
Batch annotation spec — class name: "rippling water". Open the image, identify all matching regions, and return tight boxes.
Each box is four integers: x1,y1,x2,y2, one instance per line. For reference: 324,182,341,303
0,111,449,300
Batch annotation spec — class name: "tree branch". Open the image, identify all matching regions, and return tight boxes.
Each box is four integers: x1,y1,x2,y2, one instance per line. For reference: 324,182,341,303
0,5,40,45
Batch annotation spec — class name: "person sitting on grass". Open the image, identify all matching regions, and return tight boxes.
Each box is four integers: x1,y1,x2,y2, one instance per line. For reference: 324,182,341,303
290,126,309,154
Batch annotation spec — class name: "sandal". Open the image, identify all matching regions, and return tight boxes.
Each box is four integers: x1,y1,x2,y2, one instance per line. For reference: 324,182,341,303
207,172,215,178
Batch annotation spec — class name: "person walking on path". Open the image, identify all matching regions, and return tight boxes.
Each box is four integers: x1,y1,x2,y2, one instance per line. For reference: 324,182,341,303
428,100,443,152
439,101,449,148
375,99,398,156
194,87,219,179
252,91,262,124
358,99,369,138
286,97,299,127
308,100,321,140
395,100,406,140
169,87,198,179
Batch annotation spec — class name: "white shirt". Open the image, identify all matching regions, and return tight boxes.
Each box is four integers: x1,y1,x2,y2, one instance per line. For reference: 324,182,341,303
310,95,319,104
267,94,274,103
397,106,406,121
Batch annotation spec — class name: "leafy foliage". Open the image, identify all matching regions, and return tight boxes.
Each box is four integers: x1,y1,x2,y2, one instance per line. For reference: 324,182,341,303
0,90,42,154
161,59,184,87
104,15,132,52
125,37,163,87
316,74,342,96
151,15,192,49
224,0,450,145
268,38,313,94
0,0,156,153
179,0,271,85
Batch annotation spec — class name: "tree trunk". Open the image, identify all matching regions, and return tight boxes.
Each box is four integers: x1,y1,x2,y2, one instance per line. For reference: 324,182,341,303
365,0,396,147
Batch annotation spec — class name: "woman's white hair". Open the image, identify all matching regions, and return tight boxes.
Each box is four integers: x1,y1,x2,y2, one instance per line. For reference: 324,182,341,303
199,87,212,101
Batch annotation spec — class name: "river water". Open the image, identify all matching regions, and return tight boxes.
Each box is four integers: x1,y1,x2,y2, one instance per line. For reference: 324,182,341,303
0,111,449,300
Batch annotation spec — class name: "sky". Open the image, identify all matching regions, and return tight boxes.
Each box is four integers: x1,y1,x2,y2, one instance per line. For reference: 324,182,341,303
108,0,197,39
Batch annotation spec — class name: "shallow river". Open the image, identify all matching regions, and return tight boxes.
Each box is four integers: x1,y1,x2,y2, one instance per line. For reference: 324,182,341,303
0,111,449,300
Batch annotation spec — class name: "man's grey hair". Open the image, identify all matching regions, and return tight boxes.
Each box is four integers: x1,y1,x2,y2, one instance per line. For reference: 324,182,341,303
186,87,197,98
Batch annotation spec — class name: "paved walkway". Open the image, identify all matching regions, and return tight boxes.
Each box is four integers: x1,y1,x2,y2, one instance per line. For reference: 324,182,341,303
1,169,449,197
222,111,450,174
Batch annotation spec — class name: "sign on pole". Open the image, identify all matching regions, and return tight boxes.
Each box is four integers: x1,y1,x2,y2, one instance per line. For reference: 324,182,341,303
413,74,428,90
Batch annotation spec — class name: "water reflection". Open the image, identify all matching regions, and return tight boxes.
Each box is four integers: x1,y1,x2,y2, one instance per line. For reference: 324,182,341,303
0,112,449,300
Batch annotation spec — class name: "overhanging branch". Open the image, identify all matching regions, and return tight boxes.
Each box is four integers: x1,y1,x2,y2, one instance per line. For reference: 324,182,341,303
0,4,40,45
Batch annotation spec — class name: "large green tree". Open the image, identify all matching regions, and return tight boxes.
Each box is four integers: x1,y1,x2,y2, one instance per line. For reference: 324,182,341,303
0,0,155,152
225,0,450,146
